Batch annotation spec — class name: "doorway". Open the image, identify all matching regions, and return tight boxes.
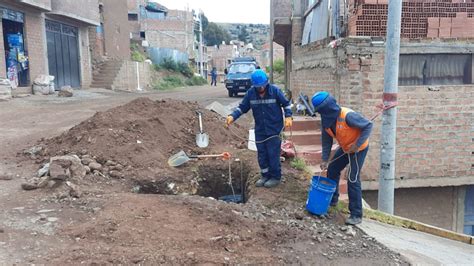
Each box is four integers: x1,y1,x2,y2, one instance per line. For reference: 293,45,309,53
2,13,29,87
46,20,80,88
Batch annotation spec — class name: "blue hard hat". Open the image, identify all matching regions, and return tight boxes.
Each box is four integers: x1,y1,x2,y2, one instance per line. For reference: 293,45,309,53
311,91,329,108
251,69,268,87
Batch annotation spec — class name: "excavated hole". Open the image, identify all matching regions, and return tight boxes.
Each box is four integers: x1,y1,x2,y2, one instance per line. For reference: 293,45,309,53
195,160,251,203
132,160,252,203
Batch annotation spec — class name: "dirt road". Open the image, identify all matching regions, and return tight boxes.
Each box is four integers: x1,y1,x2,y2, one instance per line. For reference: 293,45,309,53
0,86,406,264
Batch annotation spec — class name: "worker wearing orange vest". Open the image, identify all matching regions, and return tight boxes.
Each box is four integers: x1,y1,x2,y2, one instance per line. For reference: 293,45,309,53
312,91,373,225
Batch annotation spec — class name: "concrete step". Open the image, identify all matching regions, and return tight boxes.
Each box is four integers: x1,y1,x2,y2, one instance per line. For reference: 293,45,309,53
91,83,113,88
296,144,323,165
292,116,320,131
92,76,116,82
90,84,112,89
287,130,321,146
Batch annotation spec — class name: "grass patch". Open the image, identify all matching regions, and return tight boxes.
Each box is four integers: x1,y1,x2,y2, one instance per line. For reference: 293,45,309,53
159,57,193,78
290,158,308,171
153,76,184,90
185,76,208,86
131,50,145,62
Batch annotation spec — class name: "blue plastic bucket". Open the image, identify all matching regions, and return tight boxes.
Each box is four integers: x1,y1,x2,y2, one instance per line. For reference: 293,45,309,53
306,176,337,215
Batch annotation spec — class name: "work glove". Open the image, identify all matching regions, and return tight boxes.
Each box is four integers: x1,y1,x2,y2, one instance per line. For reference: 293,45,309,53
285,117,293,128
226,116,234,127
348,144,359,154
320,161,328,171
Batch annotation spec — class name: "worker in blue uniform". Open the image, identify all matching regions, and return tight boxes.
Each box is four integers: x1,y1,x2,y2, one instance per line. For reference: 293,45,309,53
226,70,293,188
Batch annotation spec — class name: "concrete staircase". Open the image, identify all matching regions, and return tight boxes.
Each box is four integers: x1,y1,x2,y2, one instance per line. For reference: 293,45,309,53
287,116,348,196
91,59,124,89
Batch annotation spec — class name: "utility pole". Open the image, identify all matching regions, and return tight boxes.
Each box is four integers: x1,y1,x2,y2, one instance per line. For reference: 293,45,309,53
378,0,402,214
199,11,204,78
269,0,274,83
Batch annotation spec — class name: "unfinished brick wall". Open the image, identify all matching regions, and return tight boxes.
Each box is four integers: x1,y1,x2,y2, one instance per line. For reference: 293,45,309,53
348,0,474,38
289,42,339,98
290,38,474,188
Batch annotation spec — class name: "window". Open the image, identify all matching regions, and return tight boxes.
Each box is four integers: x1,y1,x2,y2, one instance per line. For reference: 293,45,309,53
228,63,256,74
128,13,138,21
140,31,146,39
399,54,473,86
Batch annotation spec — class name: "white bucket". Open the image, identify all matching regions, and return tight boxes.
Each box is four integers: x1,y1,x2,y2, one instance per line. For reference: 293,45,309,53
248,129,257,151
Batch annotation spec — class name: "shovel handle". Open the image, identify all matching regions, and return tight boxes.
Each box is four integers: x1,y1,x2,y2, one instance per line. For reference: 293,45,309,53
197,111,203,133
190,152,231,160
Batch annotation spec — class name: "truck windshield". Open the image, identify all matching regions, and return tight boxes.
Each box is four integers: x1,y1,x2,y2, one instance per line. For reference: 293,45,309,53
228,63,255,74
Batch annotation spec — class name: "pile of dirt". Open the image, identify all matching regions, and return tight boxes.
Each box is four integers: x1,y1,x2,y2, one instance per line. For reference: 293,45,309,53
27,97,250,195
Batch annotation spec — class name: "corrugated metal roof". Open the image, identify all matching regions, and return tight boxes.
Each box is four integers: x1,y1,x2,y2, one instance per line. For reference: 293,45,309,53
399,54,471,86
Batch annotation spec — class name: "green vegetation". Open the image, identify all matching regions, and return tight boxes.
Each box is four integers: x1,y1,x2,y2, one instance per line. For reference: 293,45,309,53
273,59,285,74
131,50,145,62
204,22,231,46
185,76,207,86
153,76,184,90
290,158,308,171
159,58,193,78
130,42,147,62
238,25,250,42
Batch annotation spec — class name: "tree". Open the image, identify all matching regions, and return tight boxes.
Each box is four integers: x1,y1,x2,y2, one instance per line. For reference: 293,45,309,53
204,22,231,46
201,13,209,31
238,26,250,42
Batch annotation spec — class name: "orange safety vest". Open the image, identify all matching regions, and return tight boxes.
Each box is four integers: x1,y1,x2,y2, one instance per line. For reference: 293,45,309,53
325,107,369,153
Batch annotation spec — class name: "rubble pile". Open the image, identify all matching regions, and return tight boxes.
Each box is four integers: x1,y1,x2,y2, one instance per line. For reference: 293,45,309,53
22,97,247,195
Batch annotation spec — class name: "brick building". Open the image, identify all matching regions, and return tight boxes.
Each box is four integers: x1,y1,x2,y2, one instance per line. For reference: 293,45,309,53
0,0,99,91
272,0,474,235
207,44,237,74
127,0,194,56
260,42,285,69
89,0,130,61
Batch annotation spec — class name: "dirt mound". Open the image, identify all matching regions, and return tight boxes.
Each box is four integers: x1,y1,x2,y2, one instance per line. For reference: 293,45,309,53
33,97,249,194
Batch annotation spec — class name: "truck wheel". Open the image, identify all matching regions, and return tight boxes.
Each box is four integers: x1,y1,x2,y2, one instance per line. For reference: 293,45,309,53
228,91,233,97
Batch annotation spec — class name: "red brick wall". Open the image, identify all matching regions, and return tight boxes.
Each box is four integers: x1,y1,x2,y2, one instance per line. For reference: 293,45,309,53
24,9,47,86
348,0,474,39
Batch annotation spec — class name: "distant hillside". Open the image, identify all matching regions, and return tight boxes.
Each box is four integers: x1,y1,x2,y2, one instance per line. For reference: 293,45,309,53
217,23,269,49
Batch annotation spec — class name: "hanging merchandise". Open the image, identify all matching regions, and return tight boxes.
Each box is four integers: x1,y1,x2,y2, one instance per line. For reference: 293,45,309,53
7,57,18,89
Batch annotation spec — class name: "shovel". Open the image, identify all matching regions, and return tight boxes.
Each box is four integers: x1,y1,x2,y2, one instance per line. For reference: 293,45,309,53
168,150,231,167
196,111,209,148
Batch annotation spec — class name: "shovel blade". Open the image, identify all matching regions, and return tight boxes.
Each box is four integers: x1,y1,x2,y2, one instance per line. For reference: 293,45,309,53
196,133,209,148
168,150,191,167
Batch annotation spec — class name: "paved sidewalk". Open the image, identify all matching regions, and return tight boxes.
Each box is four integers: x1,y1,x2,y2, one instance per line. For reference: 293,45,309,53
358,219,474,265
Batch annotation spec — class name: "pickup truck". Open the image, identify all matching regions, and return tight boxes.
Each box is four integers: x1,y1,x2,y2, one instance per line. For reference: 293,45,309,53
224,58,257,97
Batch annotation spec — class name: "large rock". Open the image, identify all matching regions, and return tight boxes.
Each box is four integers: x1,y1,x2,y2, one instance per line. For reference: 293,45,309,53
0,79,12,101
49,155,86,180
58,86,73,97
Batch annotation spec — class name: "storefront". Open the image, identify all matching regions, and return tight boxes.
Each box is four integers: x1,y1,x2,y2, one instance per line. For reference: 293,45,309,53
1,7,29,87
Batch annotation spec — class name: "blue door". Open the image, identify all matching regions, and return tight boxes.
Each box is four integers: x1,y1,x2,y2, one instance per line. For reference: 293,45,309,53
464,186,474,236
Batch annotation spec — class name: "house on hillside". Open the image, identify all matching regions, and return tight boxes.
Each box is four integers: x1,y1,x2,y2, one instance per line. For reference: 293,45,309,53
127,0,194,57
271,0,474,235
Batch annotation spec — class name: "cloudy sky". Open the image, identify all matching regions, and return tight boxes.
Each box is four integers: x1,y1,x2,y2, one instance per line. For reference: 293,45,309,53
151,0,270,24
